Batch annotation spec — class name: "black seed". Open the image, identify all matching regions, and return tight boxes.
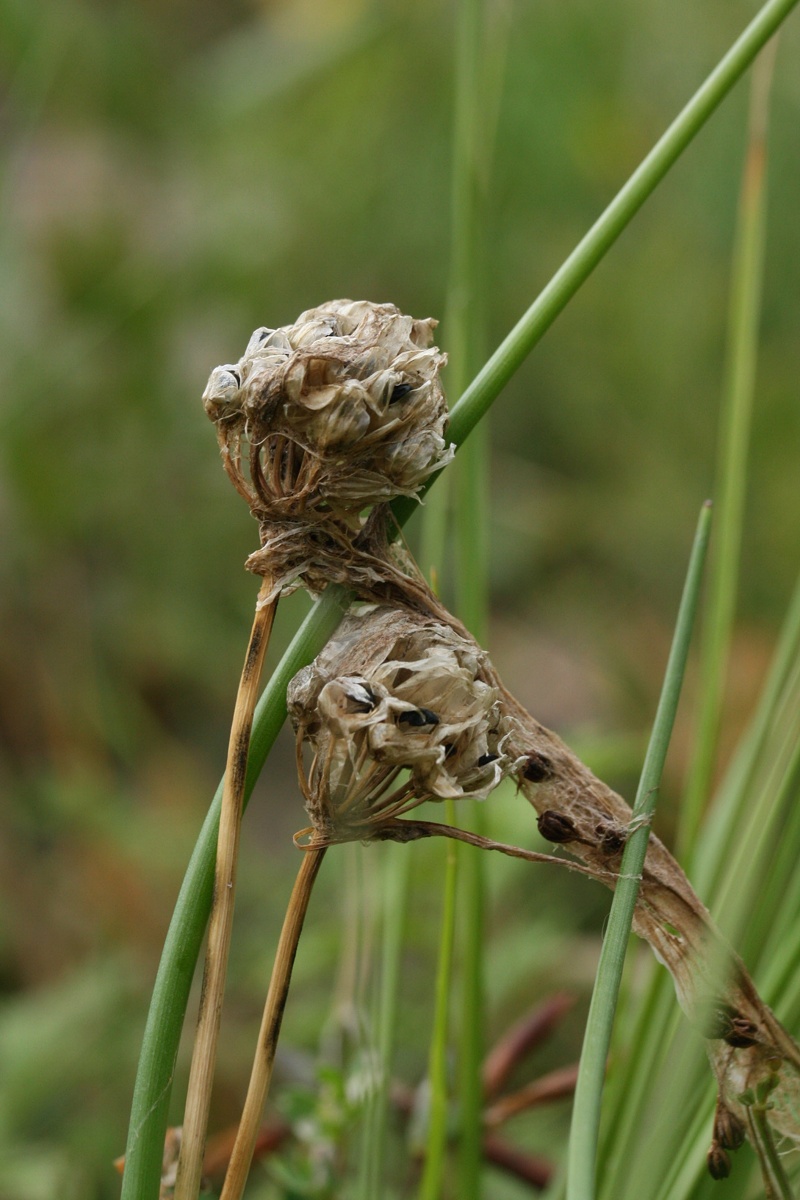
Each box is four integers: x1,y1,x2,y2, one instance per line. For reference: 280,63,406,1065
398,707,440,728
443,742,457,758
389,381,414,404
523,752,552,782
229,369,241,386
537,810,577,843
348,686,377,714
477,753,499,767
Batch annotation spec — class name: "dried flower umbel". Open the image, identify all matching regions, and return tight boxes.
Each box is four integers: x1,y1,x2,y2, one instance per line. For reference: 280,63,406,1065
288,606,512,843
203,300,453,601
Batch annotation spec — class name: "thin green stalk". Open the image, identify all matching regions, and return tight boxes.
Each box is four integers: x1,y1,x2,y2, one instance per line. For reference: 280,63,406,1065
442,0,798,456
123,4,799,1190
679,41,777,864
418,799,460,1200
567,502,712,1200
693,576,800,900
749,1106,795,1200
446,0,498,1193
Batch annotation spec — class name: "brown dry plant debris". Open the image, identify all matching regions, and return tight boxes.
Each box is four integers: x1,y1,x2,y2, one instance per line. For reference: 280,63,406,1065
287,602,800,1172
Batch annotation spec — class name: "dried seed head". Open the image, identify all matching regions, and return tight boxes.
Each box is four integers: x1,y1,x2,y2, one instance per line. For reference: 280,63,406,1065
288,606,515,839
203,299,452,517
203,301,453,601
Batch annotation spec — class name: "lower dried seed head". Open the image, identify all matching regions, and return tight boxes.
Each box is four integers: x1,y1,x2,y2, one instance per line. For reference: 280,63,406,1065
288,606,515,837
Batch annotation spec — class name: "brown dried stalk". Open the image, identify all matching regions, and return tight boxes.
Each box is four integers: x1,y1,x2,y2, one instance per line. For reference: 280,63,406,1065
220,842,326,1200
174,578,277,1200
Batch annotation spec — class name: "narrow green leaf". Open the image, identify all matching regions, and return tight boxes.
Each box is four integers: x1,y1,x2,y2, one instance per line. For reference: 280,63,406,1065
679,40,777,863
566,502,713,1200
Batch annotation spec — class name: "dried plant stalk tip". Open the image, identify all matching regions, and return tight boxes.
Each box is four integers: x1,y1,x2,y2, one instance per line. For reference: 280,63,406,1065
537,811,577,844
706,1141,731,1181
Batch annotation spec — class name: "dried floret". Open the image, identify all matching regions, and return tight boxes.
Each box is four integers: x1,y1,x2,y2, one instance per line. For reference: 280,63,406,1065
287,606,514,841
203,301,453,600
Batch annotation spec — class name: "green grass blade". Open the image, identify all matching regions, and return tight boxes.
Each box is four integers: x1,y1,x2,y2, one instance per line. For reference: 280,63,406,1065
444,0,798,453
123,1,800,1189
566,502,712,1200
357,842,411,1199
418,805,459,1200
678,41,777,864
446,0,500,1193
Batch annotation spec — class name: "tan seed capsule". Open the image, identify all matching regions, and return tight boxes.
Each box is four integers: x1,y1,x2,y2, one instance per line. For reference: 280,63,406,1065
714,1104,746,1152
706,1141,731,1181
537,811,577,844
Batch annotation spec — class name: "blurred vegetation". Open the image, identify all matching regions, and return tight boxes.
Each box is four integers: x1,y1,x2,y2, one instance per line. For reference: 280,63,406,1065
1,0,798,1195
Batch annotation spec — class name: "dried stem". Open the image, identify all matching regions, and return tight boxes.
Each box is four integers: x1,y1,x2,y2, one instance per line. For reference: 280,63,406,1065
220,842,327,1200
174,578,278,1200
372,818,613,884
484,1063,580,1128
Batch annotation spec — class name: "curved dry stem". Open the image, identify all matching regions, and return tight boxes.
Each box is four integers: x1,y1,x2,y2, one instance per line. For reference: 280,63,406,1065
174,579,278,1200
220,843,327,1200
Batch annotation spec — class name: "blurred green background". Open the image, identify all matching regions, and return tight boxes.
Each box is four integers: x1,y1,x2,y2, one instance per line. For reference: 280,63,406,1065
1,0,798,1195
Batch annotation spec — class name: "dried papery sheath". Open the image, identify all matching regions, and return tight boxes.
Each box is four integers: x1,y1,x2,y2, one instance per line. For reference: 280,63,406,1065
287,606,513,841
203,301,453,600
498,676,800,1152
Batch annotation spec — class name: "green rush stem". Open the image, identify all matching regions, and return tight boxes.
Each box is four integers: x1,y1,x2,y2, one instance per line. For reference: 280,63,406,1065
694,572,800,900
678,40,777,865
448,0,494,1192
358,843,411,1199
749,1106,796,1200
419,798,460,1200
123,1,799,1191
441,0,799,456
566,502,712,1200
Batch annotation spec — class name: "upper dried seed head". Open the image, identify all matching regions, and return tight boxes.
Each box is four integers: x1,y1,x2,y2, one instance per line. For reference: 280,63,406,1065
288,606,514,839
203,299,452,519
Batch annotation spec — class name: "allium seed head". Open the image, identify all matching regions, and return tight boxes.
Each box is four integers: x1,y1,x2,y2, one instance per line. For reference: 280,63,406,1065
203,299,452,515
203,301,453,601
288,606,514,840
